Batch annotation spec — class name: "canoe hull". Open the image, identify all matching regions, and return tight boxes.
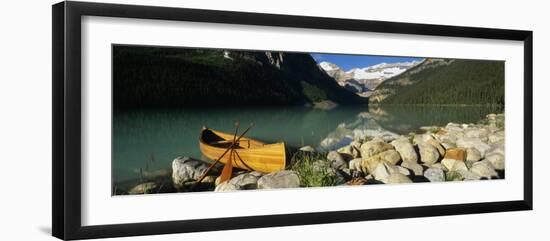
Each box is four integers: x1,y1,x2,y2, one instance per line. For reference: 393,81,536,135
199,129,286,173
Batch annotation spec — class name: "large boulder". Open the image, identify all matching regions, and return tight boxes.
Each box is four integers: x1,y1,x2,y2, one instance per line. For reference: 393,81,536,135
258,170,300,189
172,156,210,189
391,137,418,163
424,168,445,182
360,140,394,159
417,143,440,165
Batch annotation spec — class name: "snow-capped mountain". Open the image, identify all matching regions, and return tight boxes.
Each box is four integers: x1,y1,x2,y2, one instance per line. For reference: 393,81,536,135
318,60,422,96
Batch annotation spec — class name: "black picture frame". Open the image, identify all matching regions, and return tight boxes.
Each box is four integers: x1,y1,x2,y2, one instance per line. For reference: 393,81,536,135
52,1,533,240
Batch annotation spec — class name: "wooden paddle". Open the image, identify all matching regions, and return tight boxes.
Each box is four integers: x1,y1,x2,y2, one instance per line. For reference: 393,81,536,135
191,123,254,190
218,122,240,183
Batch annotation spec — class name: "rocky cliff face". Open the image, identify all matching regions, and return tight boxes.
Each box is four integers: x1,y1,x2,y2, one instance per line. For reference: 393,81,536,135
318,60,421,97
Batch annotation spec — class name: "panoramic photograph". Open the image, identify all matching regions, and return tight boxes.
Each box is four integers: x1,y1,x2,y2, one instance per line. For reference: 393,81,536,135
112,45,505,195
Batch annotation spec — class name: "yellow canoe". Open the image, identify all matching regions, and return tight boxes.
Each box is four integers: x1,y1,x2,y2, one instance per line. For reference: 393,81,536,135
199,127,286,173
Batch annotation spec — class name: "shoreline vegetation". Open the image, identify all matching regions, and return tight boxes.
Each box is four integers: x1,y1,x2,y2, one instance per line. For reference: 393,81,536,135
113,112,505,195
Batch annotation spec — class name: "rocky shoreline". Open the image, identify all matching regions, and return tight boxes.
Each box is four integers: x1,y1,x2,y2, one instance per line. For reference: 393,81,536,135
119,113,505,195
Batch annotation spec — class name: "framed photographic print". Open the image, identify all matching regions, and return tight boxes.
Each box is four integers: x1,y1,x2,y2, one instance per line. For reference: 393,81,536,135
52,1,533,240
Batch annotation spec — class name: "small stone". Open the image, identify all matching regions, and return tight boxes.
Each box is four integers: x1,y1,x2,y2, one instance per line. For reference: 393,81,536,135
372,163,392,183
214,182,240,192
379,149,401,165
299,146,316,152
227,171,263,189
128,182,157,195
424,168,445,182
417,143,440,165
401,161,424,176
391,137,418,163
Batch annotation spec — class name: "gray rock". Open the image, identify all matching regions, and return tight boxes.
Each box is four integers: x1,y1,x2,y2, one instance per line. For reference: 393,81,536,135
372,162,392,183
485,152,505,170
172,156,210,189
128,182,157,195
257,170,300,189
424,168,445,182
214,182,240,192
391,137,418,163
327,151,348,170
470,160,498,178
466,147,482,162
417,143,440,165
227,171,263,189
360,140,394,159
401,161,424,176
379,149,401,165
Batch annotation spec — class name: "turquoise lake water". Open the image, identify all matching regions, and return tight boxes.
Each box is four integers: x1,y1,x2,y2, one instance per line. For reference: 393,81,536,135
112,105,501,182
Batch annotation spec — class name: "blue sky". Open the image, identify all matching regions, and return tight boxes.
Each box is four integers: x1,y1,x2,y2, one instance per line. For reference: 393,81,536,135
311,53,423,71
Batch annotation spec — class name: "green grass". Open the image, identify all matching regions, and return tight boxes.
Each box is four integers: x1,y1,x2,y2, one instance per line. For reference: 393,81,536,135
290,151,340,187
